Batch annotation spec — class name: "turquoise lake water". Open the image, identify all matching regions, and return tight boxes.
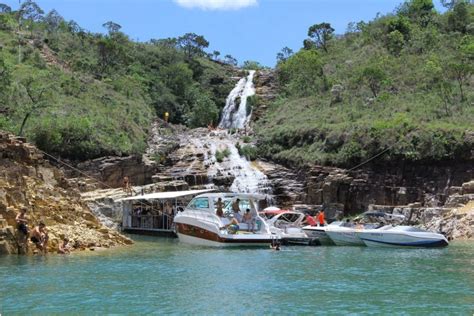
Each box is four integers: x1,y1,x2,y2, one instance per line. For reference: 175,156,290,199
1,236,473,315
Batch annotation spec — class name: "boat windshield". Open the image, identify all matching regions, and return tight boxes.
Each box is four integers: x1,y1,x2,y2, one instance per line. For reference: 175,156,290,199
186,196,257,215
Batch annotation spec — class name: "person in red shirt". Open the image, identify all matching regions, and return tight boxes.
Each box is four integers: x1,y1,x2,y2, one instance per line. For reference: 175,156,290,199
305,214,317,226
317,210,326,226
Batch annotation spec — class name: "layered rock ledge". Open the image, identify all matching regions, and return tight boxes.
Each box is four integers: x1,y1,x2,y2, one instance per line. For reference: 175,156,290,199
0,131,133,255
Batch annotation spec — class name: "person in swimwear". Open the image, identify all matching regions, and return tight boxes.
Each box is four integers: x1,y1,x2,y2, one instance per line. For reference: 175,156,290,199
30,222,49,254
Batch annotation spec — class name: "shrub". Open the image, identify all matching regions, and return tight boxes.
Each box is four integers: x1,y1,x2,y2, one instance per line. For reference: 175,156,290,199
242,136,252,143
215,147,231,162
238,145,258,161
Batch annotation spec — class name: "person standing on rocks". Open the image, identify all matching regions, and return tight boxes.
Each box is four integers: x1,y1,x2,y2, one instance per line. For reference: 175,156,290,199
123,176,133,196
16,206,29,236
15,207,29,252
30,222,49,254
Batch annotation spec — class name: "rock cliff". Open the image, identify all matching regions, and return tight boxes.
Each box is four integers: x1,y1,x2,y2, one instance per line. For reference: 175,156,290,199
56,69,474,241
0,131,132,255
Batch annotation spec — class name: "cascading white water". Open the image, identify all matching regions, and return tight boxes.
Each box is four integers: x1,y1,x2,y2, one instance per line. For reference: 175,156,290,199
204,133,272,196
205,70,273,198
219,70,256,129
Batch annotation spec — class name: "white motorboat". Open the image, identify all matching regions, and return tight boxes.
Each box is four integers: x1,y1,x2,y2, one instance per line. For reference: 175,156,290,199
174,193,277,247
302,221,342,245
325,223,392,246
356,226,449,248
264,211,313,245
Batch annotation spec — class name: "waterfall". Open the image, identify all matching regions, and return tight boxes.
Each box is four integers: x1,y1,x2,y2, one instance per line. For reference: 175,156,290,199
219,70,256,129
206,70,273,200
204,134,272,196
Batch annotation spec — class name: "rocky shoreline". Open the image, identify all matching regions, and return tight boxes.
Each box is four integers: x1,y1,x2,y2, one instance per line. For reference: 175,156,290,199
0,132,133,255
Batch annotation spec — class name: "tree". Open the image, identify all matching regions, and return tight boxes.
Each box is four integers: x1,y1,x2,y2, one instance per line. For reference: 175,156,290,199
150,37,177,48
446,1,470,33
212,50,220,60
224,54,238,66
277,49,326,96
0,57,11,114
360,65,387,98
186,93,219,128
440,0,456,9
302,39,316,50
276,46,294,63
67,20,83,34
0,3,12,13
398,0,435,27
423,59,454,115
18,0,44,34
44,9,64,33
13,71,55,136
307,22,335,53
102,21,122,34
96,37,128,76
447,60,473,101
242,60,263,70
386,30,405,56
177,33,209,58
385,16,411,40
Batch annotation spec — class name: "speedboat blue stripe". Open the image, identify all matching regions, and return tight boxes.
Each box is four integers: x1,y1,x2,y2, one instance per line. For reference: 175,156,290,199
361,238,448,247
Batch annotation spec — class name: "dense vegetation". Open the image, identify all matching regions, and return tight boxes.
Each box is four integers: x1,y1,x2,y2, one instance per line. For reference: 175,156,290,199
0,1,236,159
256,0,473,167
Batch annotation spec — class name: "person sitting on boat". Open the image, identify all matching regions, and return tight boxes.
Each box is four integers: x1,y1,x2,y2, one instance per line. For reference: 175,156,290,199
305,214,317,226
226,199,242,228
242,209,256,232
232,200,242,222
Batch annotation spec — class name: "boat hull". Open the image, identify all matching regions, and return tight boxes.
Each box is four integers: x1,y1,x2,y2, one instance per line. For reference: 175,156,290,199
357,231,449,248
176,223,274,247
281,237,312,245
302,227,334,245
325,230,365,246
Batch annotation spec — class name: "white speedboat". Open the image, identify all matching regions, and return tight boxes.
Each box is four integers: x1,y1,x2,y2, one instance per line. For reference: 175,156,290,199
302,221,342,245
325,223,392,246
174,193,277,247
356,226,449,248
265,211,313,245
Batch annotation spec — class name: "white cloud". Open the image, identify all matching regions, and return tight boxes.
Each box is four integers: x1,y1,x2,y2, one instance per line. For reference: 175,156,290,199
174,0,258,11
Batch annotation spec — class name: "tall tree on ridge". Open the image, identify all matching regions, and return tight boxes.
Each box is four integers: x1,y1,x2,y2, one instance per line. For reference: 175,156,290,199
102,21,122,34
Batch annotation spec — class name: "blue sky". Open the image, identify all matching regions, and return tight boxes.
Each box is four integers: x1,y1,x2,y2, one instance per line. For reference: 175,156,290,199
4,0,445,66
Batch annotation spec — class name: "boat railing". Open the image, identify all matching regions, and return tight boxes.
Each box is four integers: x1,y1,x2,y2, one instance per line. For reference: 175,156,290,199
125,214,174,231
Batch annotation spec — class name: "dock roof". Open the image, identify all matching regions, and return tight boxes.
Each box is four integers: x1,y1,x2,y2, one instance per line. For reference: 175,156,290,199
117,189,215,202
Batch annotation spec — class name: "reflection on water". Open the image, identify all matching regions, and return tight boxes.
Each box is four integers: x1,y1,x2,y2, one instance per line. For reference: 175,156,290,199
0,237,473,314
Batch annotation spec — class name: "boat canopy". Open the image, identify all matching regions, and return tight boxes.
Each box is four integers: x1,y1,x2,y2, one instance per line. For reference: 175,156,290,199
193,192,268,200
117,189,215,202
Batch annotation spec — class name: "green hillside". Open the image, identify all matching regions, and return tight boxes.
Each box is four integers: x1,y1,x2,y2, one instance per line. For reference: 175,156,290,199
256,0,474,167
0,2,235,160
